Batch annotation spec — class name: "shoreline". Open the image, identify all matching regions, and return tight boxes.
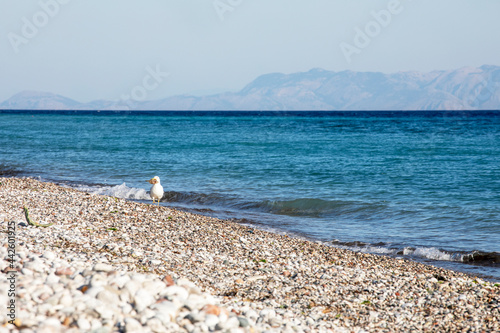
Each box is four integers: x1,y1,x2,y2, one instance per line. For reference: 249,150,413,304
30,173,500,281
1,177,499,332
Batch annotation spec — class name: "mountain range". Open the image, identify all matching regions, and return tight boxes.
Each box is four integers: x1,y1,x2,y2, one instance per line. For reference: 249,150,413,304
2,65,500,111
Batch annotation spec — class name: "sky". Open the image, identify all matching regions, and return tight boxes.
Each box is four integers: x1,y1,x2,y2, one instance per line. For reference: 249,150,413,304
1,0,500,103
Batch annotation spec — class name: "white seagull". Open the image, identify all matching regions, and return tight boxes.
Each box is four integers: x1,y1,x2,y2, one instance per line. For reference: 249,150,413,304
147,176,164,205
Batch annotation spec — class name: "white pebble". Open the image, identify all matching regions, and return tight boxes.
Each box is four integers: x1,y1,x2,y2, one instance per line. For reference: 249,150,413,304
45,273,60,285
125,317,143,332
142,279,167,296
134,288,155,312
97,289,121,305
151,301,177,322
95,304,115,320
160,285,189,302
147,317,168,333
205,314,219,328
124,280,142,297
58,291,73,307
77,317,91,330
93,263,113,272
25,258,44,273
42,251,56,261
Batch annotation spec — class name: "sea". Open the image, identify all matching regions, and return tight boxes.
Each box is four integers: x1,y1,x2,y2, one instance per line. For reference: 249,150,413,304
1,110,499,281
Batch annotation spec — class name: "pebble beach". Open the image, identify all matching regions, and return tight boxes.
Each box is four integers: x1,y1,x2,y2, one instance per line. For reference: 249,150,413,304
1,177,499,332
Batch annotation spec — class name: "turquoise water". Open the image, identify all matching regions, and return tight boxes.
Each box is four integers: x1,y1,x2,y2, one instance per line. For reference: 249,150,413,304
1,111,499,279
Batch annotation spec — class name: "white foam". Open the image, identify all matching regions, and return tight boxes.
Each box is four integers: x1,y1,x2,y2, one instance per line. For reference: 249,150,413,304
403,247,462,262
334,243,465,263
75,183,150,200
350,246,398,255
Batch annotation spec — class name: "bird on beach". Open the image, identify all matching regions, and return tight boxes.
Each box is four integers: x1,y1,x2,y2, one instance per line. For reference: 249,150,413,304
147,176,164,205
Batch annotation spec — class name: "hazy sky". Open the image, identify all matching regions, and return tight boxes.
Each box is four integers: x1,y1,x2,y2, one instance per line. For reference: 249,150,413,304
1,0,499,103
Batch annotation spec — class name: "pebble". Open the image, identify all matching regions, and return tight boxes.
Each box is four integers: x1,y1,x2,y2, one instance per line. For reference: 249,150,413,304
94,263,114,272
0,177,499,333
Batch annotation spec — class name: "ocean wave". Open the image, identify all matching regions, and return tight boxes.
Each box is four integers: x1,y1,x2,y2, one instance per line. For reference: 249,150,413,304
154,194,387,219
330,240,400,256
0,164,23,177
256,198,388,218
331,240,500,267
74,183,150,201
404,247,500,267
403,247,463,262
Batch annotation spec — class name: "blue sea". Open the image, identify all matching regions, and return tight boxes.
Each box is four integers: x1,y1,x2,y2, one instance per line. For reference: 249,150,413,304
1,110,499,280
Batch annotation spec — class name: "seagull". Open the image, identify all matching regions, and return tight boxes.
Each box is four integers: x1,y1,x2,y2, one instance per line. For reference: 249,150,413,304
147,176,164,205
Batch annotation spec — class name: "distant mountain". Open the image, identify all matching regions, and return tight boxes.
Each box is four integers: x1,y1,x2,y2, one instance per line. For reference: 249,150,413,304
1,91,81,110
2,65,500,111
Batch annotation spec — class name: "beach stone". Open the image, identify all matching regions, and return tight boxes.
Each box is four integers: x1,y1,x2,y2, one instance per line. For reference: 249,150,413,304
134,288,156,312
244,309,259,322
55,267,73,276
90,274,108,287
95,305,115,320
84,286,105,298
38,317,61,332
16,251,27,260
97,289,121,305
153,313,173,327
142,279,166,295
139,308,157,325
93,263,113,272
238,317,250,327
58,291,73,307
121,303,133,315
146,317,167,333
42,251,56,261
184,295,211,312
202,304,223,316
269,317,282,328
131,249,143,257
151,301,177,322
109,274,131,288
82,268,94,277
162,275,175,287
124,317,143,332
123,280,141,300
259,308,276,319
45,273,60,285
25,258,44,273
205,314,219,328
219,316,240,330
160,285,189,302
185,312,203,324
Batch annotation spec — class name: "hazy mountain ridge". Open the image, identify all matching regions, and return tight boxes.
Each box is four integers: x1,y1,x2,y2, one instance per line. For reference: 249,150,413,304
2,66,500,110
